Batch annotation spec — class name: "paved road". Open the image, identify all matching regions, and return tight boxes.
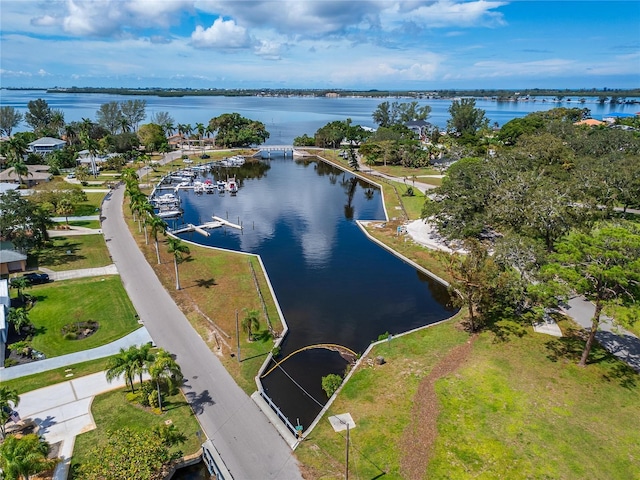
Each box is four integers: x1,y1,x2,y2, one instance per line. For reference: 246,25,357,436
101,184,302,479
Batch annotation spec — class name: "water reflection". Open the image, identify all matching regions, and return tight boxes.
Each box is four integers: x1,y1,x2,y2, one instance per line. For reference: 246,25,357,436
177,155,456,428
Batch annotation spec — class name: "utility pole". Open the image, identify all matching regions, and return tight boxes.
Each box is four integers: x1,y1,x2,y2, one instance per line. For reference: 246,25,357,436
235,309,240,362
345,423,350,480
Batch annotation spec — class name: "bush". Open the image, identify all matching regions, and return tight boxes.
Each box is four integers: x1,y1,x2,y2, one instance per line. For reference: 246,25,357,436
125,391,141,403
4,358,18,368
148,389,160,409
139,382,154,407
321,374,343,398
8,341,32,357
64,332,78,340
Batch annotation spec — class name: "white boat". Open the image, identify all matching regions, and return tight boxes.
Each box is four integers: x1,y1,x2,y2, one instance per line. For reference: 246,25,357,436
153,193,179,206
157,208,183,218
217,181,226,193
226,177,238,194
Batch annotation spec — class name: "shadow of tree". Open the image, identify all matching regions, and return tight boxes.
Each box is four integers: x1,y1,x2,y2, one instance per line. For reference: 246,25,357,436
182,388,214,415
194,278,217,289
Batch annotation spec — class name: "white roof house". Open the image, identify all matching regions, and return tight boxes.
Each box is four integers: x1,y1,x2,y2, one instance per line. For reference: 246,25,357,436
28,137,66,154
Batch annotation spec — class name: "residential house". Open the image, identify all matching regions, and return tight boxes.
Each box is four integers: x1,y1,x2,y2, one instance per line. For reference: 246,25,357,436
0,242,28,276
28,137,66,155
0,164,53,187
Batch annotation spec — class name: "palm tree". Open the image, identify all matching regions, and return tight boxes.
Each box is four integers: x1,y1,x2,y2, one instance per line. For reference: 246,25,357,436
0,433,58,479
0,385,20,439
241,309,261,341
129,343,155,386
148,215,167,264
167,236,190,290
8,307,33,335
105,347,137,392
9,276,31,303
149,348,183,411
6,137,29,185
196,122,205,155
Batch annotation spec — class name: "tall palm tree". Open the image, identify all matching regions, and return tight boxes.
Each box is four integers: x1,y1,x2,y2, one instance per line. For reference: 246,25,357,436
166,236,190,290
149,348,183,411
6,137,29,185
0,434,57,479
105,347,137,392
9,276,31,303
139,199,154,237
196,122,205,155
0,386,20,439
129,343,155,386
241,309,261,341
148,215,167,264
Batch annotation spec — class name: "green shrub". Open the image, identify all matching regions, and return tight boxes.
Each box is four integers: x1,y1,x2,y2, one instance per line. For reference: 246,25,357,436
64,332,78,340
148,389,159,409
4,358,18,368
321,374,343,398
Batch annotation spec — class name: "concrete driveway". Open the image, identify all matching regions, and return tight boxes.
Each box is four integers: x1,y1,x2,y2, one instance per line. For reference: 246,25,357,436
15,372,132,480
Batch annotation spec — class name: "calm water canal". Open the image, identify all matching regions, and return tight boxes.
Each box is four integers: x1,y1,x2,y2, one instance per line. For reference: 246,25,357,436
172,155,456,431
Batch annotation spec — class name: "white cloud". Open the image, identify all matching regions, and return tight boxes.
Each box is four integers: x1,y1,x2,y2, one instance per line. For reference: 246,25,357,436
393,0,507,28
31,14,60,27
191,18,251,49
254,40,283,60
37,69,52,76
0,69,33,77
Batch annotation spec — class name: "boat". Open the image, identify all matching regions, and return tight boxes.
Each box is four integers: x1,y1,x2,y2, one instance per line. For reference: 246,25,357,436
157,207,183,218
226,177,238,194
204,179,215,194
152,193,179,206
217,180,226,194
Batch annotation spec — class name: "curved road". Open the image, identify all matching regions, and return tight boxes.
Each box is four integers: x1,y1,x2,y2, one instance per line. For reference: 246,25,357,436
101,183,302,479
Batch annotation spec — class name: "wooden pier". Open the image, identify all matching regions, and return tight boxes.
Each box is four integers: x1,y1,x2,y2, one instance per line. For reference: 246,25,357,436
170,216,242,237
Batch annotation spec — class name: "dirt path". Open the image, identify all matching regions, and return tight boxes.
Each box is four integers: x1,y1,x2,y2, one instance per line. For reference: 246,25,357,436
400,335,476,480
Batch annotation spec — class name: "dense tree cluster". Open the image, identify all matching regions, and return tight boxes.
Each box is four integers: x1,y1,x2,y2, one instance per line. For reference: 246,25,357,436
207,113,269,148
422,107,640,363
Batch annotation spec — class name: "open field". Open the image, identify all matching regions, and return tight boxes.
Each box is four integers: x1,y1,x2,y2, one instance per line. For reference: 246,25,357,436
32,234,112,271
27,276,140,357
296,318,640,480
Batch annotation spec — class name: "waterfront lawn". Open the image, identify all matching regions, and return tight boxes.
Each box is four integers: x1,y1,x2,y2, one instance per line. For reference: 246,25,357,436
1,357,111,394
32,234,112,271
71,387,202,476
130,216,281,394
296,319,640,479
373,164,441,178
27,277,140,357
295,319,469,479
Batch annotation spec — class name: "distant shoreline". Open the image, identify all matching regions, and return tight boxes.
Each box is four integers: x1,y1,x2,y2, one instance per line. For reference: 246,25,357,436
3,86,640,102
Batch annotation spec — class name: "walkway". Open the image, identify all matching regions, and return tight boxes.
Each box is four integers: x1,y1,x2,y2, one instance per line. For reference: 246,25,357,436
15,371,140,480
101,183,303,479
0,327,153,381
561,297,640,372
40,264,118,281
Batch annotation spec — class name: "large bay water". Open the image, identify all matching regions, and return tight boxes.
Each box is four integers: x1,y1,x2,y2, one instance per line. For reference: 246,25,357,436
2,89,638,144
172,156,456,429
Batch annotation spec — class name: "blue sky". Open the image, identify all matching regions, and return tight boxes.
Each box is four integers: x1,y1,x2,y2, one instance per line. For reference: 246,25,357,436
1,1,638,90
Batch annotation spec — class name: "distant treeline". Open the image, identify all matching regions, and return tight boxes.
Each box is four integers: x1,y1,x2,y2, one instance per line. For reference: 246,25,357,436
4,86,640,100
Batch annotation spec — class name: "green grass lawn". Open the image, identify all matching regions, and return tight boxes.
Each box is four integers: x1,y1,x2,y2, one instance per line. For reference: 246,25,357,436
71,386,202,476
74,192,106,216
32,234,112,271
27,276,140,357
66,219,102,229
296,319,640,480
1,357,111,394
373,164,441,178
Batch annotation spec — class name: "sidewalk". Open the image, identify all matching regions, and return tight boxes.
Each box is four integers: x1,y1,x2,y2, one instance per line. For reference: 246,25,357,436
14,371,144,480
40,264,118,281
561,297,640,372
0,327,153,381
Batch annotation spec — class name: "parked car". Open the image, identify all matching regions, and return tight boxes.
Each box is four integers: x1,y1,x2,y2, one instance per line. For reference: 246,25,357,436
67,173,76,179
11,272,51,286
200,154,210,159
